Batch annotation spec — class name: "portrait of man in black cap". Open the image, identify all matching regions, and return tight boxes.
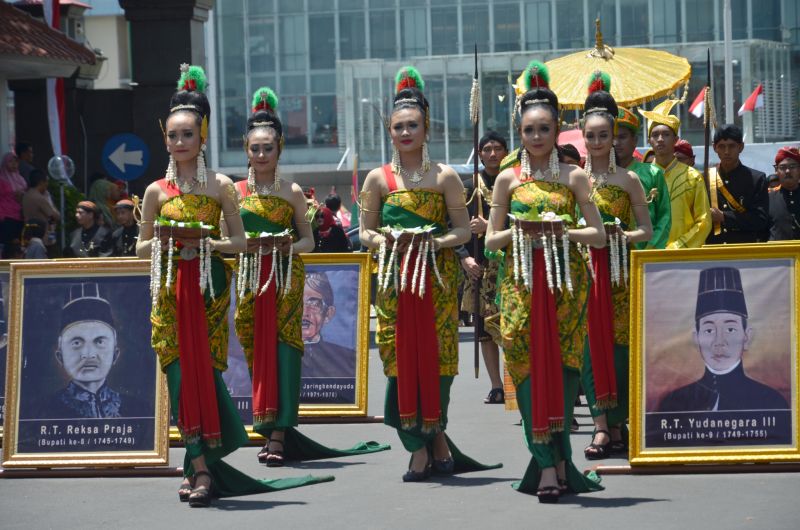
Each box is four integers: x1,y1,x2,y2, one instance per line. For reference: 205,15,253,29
658,267,789,412
301,271,356,380
40,283,149,419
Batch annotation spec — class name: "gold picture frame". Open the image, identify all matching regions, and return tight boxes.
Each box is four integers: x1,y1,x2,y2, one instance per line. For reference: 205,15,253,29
629,244,800,465
2,259,169,468
169,252,373,441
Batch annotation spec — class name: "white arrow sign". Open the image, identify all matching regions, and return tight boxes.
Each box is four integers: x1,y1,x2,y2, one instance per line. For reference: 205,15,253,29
108,143,144,172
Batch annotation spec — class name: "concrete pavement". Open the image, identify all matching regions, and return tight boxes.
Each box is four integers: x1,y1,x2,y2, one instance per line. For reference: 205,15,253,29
1,326,797,529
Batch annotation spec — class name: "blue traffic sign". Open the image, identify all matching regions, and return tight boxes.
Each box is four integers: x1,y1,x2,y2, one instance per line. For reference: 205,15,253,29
101,133,150,182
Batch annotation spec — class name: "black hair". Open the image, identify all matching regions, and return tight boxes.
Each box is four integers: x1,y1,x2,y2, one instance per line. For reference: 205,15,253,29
89,171,107,184
583,90,619,130
713,123,744,145
168,89,211,129
558,143,581,163
392,87,429,125
24,219,46,240
518,88,559,127
324,194,342,212
2,241,23,259
15,142,31,157
28,169,47,188
305,271,334,307
479,131,508,152
247,109,284,143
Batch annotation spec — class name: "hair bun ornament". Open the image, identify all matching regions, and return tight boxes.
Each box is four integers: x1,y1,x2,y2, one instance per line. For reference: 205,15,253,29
587,70,611,94
395,66,425,93
177,63,208,93
522,60,550,91
251,86,278,114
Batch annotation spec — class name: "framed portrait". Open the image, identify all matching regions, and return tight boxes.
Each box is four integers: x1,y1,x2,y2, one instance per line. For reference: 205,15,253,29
629,245,800,465
0,261,11,438
2,260,169,468
172,253,373,441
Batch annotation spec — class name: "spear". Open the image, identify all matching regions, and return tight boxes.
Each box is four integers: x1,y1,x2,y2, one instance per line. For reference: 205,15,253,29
702,47,714,201
470,43,482,379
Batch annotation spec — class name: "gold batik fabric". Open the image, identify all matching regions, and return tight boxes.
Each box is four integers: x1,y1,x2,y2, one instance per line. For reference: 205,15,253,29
499,181,590,386
374,189,460,377
460,259,501,343
151,194,232,372
592,184,634,346
234,195,305,366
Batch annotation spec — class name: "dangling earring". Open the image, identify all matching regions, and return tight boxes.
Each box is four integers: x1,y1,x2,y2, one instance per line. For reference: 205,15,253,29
197,144,207,187
584,152,593,177
247,165,255,190
422,141,431,173
609,147,617,174
274,163,281,192
391,144,401,174
520,148,531,178
549,147,560,178
166,153,177,184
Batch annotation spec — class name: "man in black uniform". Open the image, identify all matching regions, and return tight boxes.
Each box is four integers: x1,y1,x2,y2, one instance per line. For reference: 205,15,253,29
110,199,139,256
768,146,800,241
705,124,770,244
63,201,112,257
457,131,508,404
658,267,788,412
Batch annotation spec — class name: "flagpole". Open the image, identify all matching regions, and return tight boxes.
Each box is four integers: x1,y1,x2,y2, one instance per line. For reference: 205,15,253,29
470,44,482,379
723,0,734,123
702,48,712,201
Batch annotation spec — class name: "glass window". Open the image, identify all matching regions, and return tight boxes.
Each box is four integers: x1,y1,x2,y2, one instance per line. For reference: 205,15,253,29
752,0,781,41
685,0,714,41
424,76,446,161
556,0,583,48
281,95,308,146
462,5,489,53
339,0,364,9
369,0,395,7
619,0,648,45
251,74,276,92
248,18,275,74
370,10,397,59
340,13,366,60
220,0,244,16
446,74,474,163
280,14,307,71
652,0,680,44
223,97,247,150
730,0,748,39
431,7,458,55
311,73,336,93
524,1,551,50
402,8,428,57
481,72,513,146
494,3,520,52
587,0,616,44
278,0,303,13
217,13,245,98
309,15,335,69
308,0,333,12
311,95,337,146
246,0,270,16
281,74,306,94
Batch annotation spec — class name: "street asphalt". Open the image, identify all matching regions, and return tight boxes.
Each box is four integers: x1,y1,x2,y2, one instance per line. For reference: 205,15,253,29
1,324,797,529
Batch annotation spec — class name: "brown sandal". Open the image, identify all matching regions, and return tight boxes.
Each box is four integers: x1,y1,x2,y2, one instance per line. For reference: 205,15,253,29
266,438,285,467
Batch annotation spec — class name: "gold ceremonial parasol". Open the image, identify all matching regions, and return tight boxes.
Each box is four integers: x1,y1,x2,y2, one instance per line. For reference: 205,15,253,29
542,19,691,110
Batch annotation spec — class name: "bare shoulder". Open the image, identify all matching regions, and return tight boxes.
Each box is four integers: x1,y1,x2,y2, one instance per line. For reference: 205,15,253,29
566,164,590,185
435,162,459,179
213,171,234,188
288,181,304,196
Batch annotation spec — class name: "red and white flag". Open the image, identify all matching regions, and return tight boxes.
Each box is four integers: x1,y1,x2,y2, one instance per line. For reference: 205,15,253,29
44,0,67,157
689,87,706,118
738,84,764,116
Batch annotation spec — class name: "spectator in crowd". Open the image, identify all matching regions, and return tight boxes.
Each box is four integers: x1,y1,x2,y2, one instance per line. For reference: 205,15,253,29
0,152,27,249
22,169,60,253
769,146,800,241
767,173,781,190
88,172,121,228
559,143,582,166
23,219,48,259
325,193,351,230
14,142,35,182
673,139,696,168
314,206,351,253
110,199,139,256
63,201,112,257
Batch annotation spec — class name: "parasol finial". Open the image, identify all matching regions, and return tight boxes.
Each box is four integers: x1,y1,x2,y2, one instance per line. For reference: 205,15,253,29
595,18,603,50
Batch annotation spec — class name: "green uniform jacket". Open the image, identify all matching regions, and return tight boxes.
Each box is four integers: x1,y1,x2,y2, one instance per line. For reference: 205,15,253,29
627,160,672,249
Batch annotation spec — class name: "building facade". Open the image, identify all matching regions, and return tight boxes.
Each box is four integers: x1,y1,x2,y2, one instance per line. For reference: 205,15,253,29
211,0,800,176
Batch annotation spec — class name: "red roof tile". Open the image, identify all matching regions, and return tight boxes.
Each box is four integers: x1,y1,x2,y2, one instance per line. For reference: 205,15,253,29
0,2,95,66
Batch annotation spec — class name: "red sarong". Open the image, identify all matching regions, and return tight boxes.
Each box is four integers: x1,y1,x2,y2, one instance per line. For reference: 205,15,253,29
395,248,441,433
176,258,221,447
586,247,618,410
529,247,565,443
252,253,279,426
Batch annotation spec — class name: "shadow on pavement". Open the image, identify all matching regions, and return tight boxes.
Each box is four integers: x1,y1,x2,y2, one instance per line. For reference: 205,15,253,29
288,460,368,470
558,495,668,508
211,499,308,511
